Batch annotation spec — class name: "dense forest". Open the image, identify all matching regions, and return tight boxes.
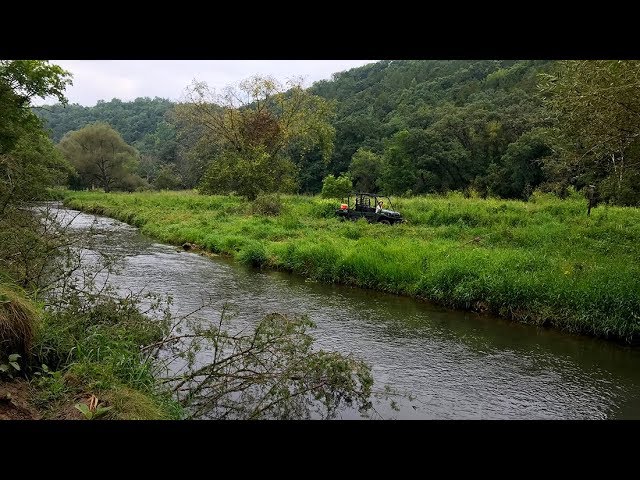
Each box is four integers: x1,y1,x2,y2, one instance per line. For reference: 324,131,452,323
35,60,640,206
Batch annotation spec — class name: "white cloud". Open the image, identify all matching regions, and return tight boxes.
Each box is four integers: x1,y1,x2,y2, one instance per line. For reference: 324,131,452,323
32,60,376,106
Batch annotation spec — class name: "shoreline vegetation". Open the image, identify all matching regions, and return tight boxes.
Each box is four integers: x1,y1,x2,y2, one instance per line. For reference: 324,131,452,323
60,189,640,345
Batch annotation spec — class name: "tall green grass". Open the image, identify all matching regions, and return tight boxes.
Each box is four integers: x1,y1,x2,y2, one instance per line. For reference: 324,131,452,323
32,294,182,419
62,190,640,343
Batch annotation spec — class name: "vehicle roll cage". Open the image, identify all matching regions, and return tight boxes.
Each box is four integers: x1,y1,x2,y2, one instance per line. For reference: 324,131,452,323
342,193,395,213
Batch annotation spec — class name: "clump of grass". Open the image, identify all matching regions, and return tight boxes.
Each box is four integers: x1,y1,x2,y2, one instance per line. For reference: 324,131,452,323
237,241,268,268
250,193,283,216
100,386,175,420
0,283,38,358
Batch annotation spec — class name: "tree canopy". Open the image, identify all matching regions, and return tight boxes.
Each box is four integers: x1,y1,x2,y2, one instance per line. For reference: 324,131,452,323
541,60,640,205
33,59,640,205
58,122,144,192
1,60,72,215
176,75,335,199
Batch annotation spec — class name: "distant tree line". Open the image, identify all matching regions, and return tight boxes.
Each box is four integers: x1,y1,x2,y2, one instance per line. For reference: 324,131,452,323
35,60,640,206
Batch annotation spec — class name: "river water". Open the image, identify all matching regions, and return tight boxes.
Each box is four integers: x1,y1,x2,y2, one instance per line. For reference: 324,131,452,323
58,205,640,419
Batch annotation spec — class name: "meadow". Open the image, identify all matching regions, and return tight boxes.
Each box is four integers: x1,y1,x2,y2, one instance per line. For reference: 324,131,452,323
62,190,640,343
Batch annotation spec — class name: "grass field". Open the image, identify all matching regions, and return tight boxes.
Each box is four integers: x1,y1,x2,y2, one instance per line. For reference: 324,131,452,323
62,189,640,343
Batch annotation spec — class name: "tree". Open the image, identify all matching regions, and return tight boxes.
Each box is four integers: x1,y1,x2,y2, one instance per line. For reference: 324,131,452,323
176,75,335,199
541,60,640,205
134,119,178,181
154,164,183,190
349,148,383,192
200,146,297,200
149,307,374,419
58,122,141,192
0,61,72,216
32,60,561,199
321,173,352,199
35,97,175,145
482,128,550,199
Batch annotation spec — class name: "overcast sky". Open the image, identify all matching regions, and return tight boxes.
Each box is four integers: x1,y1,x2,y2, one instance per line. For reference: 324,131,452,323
33,60,376,106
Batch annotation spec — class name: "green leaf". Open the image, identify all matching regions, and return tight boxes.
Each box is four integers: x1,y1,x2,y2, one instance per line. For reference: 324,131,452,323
0,364,9,373
93,405,114,419
8,354,20,362
74,403,93,419
9,362,20,371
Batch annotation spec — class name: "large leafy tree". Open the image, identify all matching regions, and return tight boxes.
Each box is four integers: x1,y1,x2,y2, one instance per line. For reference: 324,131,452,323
349,148,383,192
176,75,335,199
0,60,72,216
58,122,142,192
541,60,640,205
481,128,550,199
0,60,72,296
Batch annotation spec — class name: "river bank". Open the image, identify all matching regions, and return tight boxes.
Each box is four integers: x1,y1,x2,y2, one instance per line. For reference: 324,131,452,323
61,190,640,344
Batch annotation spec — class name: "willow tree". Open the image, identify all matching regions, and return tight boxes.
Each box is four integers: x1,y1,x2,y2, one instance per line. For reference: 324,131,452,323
176,75,335,199
58,122,141,192
540,61,640,205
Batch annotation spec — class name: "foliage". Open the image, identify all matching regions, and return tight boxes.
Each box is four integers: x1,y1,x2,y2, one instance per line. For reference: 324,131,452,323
1,60,71,154
250,192,283,216
57,122,143,192
482,128,550,199
148,306,373,419
540,61,640,205
199,146,298,200
1,61,72,217
312,60,552,198
35,97,174,146
0,353,21,379
349,148,383,192
31,61,555,200
63,190,640,343
30,60,640,205
154,164,183,190
177,75,335,199
321,173,352,199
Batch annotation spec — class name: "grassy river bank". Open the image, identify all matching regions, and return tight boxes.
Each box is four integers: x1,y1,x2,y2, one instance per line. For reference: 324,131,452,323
61,189,640,344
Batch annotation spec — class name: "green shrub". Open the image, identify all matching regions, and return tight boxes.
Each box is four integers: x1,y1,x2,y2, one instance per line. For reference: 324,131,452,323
238,242,268,268
251,193,283,216
321,174,352,199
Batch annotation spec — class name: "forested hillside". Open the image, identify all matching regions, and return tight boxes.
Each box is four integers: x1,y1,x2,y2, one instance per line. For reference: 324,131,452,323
36,97,173,144
307,59,552,196
35,60,640,205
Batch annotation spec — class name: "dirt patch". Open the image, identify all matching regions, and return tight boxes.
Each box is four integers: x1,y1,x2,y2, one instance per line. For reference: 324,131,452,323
0,380,41,420
54,402,85,420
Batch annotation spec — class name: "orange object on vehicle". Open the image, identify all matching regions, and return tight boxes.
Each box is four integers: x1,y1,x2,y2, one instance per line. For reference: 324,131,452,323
340,204,348,210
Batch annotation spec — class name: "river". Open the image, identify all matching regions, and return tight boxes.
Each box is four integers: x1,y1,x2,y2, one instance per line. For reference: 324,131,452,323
56,204,640,419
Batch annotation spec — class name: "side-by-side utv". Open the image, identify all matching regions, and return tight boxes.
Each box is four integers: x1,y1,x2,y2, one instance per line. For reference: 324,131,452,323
335,193,404,225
